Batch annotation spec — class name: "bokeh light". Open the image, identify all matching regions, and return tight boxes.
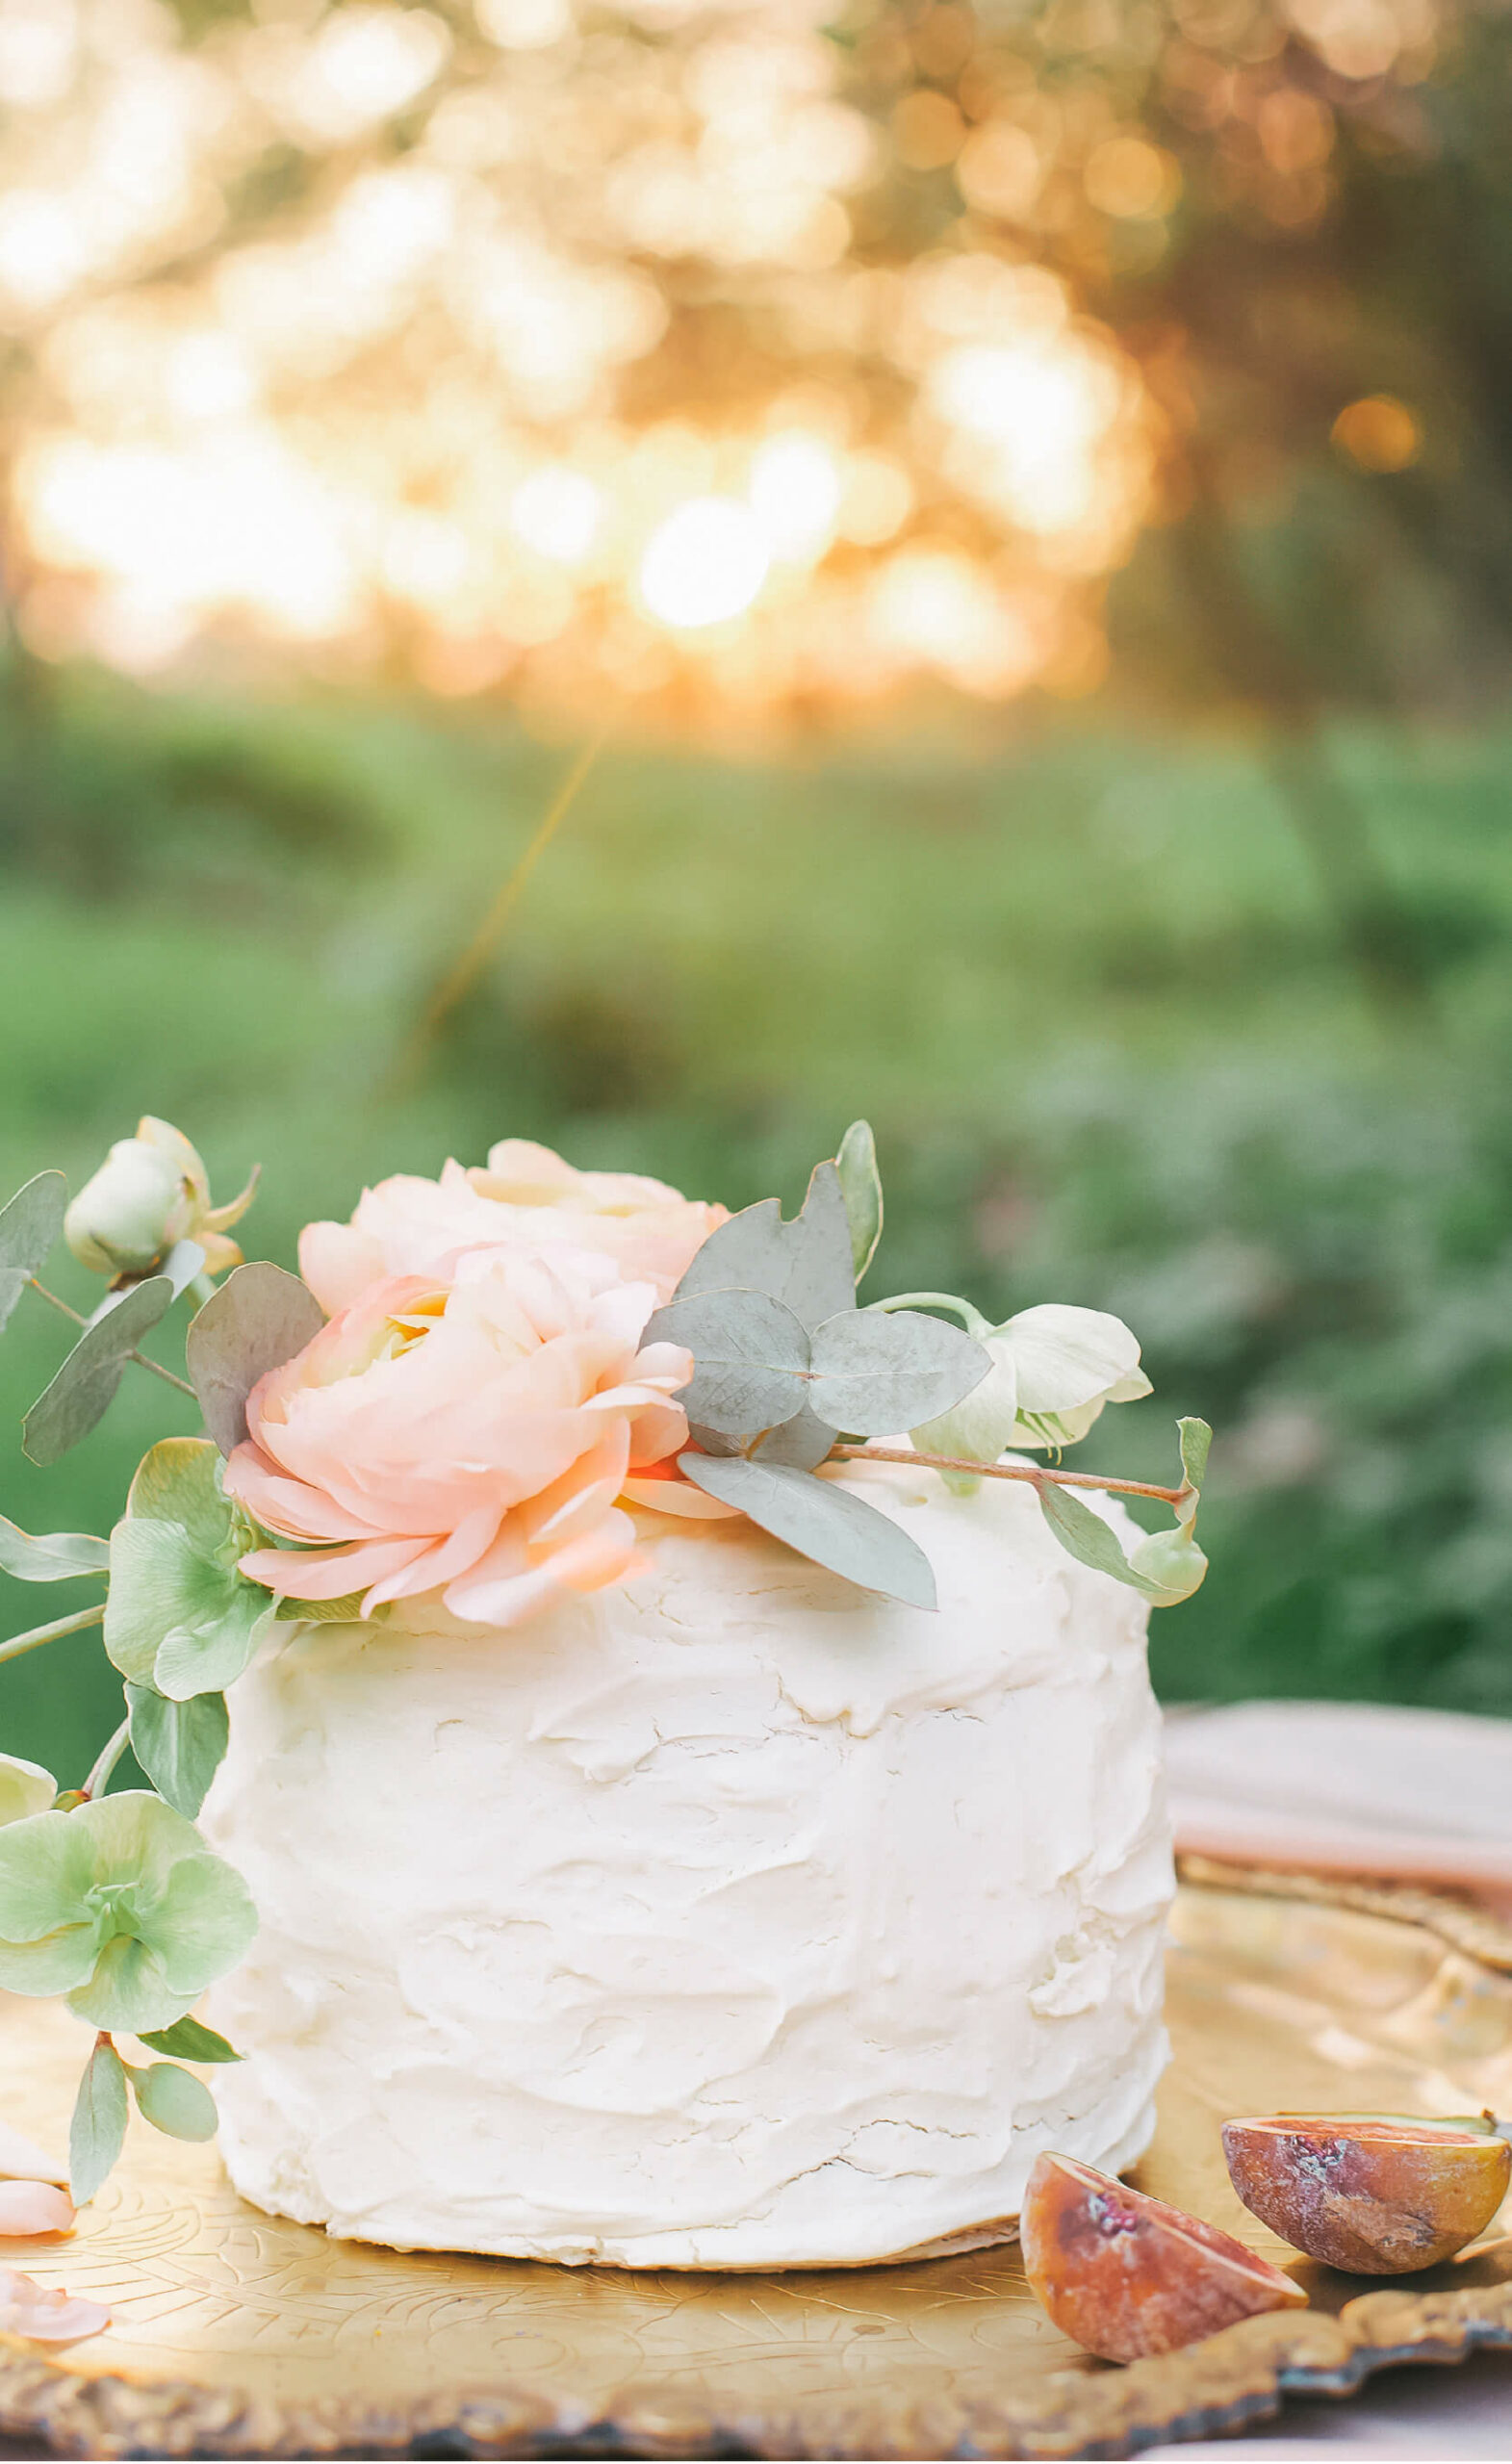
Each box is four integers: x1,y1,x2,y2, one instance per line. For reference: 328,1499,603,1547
0,0,1457,716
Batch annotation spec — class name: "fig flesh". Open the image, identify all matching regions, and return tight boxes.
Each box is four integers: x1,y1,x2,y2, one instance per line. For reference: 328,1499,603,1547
1019,2151,1307,2362
1222,2114,1512,2275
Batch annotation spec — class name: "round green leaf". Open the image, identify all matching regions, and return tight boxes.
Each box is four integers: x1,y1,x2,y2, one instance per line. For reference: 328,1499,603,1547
132,2062,218,2143
186,1263,323,1457
808,1306,987,1435
647,1288,811,1437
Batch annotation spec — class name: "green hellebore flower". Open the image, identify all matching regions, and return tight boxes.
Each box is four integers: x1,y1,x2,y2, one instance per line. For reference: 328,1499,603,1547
0,1791,256,2035
911,1302,1152,1472
0,1754,56,1829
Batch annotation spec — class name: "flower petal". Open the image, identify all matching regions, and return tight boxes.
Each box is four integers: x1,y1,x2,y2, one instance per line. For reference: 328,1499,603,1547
0,2268,110,2347
0,2180,73,2236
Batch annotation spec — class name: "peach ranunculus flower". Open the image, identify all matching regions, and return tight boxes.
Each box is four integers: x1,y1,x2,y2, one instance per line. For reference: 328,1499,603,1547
225,1249,694,1628
298,1141,726,1317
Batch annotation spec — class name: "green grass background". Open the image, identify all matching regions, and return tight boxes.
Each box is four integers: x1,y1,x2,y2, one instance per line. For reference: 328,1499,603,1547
5,676,1511,1786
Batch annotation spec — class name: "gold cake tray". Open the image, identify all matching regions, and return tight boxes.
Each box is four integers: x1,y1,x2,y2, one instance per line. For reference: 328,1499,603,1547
5,1871,1512,2461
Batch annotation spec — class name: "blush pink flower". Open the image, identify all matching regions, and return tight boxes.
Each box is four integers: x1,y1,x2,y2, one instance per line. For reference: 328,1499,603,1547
226,1249,694,1629
298,1141,726,1317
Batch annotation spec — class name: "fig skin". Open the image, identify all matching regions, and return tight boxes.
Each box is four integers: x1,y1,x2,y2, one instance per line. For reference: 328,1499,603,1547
1019,2151,1307,2363
1222,2116,1512,2275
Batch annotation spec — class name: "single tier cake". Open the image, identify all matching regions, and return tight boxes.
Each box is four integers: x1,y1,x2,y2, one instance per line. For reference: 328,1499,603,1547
201,1453,1172,2271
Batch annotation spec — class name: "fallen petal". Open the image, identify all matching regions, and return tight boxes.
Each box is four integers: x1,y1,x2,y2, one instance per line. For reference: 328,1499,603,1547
0,2123,67,2187
0,2181,74,2236
0,2268,111,2348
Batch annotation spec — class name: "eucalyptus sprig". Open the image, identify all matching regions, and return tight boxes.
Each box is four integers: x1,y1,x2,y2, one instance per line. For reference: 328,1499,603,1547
649,1123,1214,1609
648,1146,987,1609
0,1125,272,2208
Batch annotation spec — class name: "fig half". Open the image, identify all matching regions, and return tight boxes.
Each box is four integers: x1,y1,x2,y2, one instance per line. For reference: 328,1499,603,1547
1019,2151,1307,2362
1222,2113,1512,2274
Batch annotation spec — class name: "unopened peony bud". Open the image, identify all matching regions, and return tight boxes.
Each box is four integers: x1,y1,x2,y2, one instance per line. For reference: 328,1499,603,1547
64,1118,258,1282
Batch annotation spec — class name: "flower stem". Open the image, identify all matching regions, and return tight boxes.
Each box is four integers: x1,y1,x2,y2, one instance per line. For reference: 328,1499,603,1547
0,1603,106,1665
81,1718,131,1802
864,1291,990,1334
829,1444,1191,1507
29,1278,197,1399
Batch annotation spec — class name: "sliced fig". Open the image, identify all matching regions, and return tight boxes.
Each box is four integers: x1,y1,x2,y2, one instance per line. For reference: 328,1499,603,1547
1222,2113,1512,2275
1019,2151,1307,2362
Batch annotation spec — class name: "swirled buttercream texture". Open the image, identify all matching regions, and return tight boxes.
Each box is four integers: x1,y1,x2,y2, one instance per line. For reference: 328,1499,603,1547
201,1457,1172,2269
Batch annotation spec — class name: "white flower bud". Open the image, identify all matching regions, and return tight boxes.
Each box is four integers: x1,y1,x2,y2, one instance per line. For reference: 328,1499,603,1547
64,1139,189,1276
64,1117,259,1282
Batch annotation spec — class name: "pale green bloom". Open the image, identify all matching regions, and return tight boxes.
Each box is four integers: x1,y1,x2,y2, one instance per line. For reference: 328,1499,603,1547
0,1791,256,2034
910,1300,1151,1470
0,1756,56,1829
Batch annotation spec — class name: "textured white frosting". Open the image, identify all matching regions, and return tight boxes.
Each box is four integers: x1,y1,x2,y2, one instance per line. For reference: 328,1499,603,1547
200,1455,1172,2270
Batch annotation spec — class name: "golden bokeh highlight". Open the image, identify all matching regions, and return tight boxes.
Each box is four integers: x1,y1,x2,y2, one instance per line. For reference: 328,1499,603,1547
1332,396,1423,473
0,0,1451,716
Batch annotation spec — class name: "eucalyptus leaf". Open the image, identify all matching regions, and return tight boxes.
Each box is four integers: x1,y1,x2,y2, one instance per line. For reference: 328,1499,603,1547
22,1276,175,1465
646,1288,811,1437
69,2039,128,2205
187,1263,324,1456
136,2015,242,2064
0,1513,109,1583
1036,1479,1166,1602
126,1683,229,1820
131,2061,218,2143
678,1451,937,1609
807,1308,987,1436
834,1121,883,1282
0,1172,66,1336
671,1161,855,1326
749,1406,838,1470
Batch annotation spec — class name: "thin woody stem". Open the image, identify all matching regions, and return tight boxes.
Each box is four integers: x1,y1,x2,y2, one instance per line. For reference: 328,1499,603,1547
81,1718,131,1802
830,1444,1191,1507
29,1278,196,1399
0,1603,106,1666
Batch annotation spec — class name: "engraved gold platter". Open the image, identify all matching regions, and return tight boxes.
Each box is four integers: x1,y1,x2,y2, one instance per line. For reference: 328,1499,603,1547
5,1873,1512,2461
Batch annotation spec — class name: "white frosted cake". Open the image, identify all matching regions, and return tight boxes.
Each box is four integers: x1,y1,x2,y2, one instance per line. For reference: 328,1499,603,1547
200,1455,1172,2271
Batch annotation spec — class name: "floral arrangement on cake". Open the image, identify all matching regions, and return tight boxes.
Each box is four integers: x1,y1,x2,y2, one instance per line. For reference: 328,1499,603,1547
0,1117,1210,2231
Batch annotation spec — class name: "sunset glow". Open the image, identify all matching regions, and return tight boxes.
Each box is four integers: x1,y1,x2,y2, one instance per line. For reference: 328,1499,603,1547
0,0,1194,712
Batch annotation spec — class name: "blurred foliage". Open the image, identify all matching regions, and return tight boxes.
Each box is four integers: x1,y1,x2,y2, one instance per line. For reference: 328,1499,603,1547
2,670,1511,1782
